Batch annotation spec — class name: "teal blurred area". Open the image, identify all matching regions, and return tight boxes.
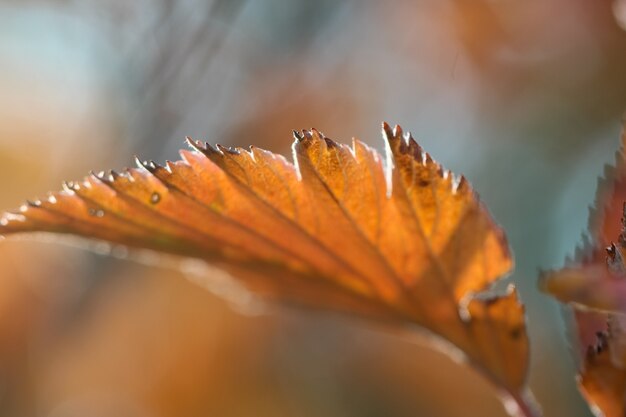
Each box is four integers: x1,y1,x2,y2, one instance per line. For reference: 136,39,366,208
1,1,626,416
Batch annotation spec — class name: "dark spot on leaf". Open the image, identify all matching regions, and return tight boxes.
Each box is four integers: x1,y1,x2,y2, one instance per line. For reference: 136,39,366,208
509,326,523,340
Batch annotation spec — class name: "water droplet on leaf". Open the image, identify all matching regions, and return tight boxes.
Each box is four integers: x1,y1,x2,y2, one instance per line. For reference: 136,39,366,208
88,208,105,218
150,192,161,204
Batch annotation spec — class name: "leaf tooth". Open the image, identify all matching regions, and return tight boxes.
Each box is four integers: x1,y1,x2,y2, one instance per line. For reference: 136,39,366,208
244,146,257,162
216,144,239,155
184,136,196,149
295,128,326,147
323,136,339,149
581,233,591,249
106,170,120,182
179,149,203,168
381,121,393,140
62,181,77,193
301,129,314,141
415,145,427,165
345,138,359,158
118,169,134,180
194,142,222,158
310,127,326,141
392,124,403,138
450,173,461,193
455,175,468,194
175,151,191,168
425,152,435,164
141,160,156,171
571,250,584,266
588,204,595,222
573,233,594,263
135,157,161,176
238,147,253,157
27,199,42,208
133,155,146,170
399,130,427,163
88,171,103,184
210,143,224,155
292,130,304,141
603,163,616,180
185,136,207,154
595,176,604,192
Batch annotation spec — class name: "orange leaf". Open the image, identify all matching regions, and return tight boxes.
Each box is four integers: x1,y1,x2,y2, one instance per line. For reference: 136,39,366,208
576,313,626,417
540,129,626,416
0,124,529,407
541,131,626,312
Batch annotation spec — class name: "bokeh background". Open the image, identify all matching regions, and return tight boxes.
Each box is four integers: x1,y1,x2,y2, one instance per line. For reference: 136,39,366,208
1,1,626,416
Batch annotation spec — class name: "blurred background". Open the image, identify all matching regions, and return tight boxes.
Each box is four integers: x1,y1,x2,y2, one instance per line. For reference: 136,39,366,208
1,1,626,416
